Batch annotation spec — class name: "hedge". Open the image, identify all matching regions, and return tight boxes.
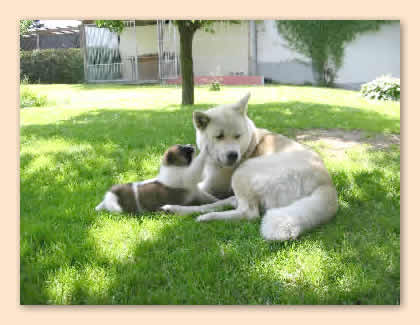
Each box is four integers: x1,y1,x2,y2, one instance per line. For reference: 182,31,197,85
20,48,84,84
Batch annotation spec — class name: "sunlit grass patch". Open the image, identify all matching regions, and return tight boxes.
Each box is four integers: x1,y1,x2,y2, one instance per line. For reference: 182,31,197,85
88,215,169,264
45,264,114,304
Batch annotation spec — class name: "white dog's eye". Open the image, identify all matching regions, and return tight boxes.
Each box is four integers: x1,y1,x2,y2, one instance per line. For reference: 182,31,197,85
215,134,224,140
234,134,241,139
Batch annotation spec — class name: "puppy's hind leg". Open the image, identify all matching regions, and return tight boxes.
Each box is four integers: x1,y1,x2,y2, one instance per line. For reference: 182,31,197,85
162,196,237,216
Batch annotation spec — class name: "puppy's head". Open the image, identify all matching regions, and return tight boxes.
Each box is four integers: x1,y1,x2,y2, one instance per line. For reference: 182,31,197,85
161,144,195,167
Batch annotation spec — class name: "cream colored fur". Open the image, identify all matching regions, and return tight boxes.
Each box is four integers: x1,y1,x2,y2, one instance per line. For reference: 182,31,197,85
162,93,338,241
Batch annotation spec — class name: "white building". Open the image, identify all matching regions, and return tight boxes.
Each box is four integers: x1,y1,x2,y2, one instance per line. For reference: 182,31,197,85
256,21,400,89
82,20,400,89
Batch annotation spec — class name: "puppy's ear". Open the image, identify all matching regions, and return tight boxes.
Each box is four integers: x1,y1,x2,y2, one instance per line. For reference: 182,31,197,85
234,92,251,115
193,111,211,130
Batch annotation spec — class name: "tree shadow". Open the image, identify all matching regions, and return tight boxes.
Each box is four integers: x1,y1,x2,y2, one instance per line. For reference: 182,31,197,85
21,99,399,146
20,100,400,304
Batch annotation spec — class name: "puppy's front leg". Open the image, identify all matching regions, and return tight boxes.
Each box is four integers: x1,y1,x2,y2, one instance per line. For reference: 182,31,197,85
183,145,209,187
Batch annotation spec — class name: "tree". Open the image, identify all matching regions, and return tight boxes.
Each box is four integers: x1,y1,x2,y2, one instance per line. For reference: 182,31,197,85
20,20,43,36
173,20,217,105
276,20,392,86
95,20,236,105
95,20,125,34
20,20,34,36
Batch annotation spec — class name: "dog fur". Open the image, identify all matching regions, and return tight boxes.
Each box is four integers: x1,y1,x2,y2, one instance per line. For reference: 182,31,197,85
162,93,338,241
95,144,216,214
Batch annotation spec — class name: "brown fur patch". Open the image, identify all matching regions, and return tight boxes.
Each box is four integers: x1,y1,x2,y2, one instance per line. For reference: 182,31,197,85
161,145,192,167
110,183,138,214
252,134,279,156
251,130,298,158
137,181,189,211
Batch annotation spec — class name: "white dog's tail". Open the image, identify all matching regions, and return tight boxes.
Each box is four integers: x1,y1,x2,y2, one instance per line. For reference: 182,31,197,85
260,185,338,241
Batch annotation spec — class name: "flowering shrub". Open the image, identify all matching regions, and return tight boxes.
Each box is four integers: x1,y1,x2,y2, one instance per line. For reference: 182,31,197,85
20,87,49,108
360,75,400,101
20,76,49,108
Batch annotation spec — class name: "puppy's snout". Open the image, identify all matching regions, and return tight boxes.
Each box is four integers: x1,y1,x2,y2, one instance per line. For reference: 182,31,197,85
226,151,238,164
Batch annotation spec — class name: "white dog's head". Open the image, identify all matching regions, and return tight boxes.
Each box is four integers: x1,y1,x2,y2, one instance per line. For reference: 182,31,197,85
193,92,255,168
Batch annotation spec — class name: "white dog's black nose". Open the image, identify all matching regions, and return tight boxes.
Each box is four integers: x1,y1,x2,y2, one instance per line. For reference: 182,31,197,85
227,151,238,164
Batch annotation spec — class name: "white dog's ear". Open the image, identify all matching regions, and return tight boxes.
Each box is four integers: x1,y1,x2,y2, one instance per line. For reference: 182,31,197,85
193,111,211,130
234,92,251,115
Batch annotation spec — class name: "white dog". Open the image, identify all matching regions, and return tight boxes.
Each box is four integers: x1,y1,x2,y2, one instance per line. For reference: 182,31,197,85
162,93,338,241
96,144,216,214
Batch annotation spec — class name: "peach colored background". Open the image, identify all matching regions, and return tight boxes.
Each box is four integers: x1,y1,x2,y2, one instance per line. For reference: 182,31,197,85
4,0,416,323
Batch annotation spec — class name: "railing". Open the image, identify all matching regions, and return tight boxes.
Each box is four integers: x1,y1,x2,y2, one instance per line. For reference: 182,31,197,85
86,57,139,82
86,63,123,81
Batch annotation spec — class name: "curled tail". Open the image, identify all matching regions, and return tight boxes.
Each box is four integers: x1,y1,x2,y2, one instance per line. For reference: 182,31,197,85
260,185,338,241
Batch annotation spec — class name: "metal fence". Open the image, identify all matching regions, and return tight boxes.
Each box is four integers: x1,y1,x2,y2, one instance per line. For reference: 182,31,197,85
157,20,179,81
83,20,179,83
83,21,137,82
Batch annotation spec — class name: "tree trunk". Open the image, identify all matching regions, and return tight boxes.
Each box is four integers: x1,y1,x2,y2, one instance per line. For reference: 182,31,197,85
311,52,327,86
178,25,195,105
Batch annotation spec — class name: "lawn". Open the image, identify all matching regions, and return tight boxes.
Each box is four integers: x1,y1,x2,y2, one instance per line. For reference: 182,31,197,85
20,84,400,304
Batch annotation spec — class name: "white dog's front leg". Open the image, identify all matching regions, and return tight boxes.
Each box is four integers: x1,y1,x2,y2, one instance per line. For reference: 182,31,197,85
196,206,259,222
196,210,244,222
162,196,237,216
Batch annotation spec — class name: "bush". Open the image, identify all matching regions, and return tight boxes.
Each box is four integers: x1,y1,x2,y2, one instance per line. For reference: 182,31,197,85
20,48,84,84
20,86,49,108
209,81,221,91
360,75,400,101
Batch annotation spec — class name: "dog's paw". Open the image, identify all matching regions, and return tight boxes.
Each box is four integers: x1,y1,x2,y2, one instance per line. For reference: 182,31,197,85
196,213,215,222
161,204,191,216
161,204,178,214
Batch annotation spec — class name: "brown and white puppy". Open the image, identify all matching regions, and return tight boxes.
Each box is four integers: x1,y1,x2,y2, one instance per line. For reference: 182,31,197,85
95,144,216,214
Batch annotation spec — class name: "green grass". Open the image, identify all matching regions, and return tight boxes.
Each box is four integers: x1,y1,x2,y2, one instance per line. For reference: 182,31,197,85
20,85,51,108
20,84,400,304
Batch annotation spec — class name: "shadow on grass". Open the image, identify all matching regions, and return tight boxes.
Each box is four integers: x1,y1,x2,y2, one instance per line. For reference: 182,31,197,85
93,152,399,305
20,100,400,304
21,100,399,145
